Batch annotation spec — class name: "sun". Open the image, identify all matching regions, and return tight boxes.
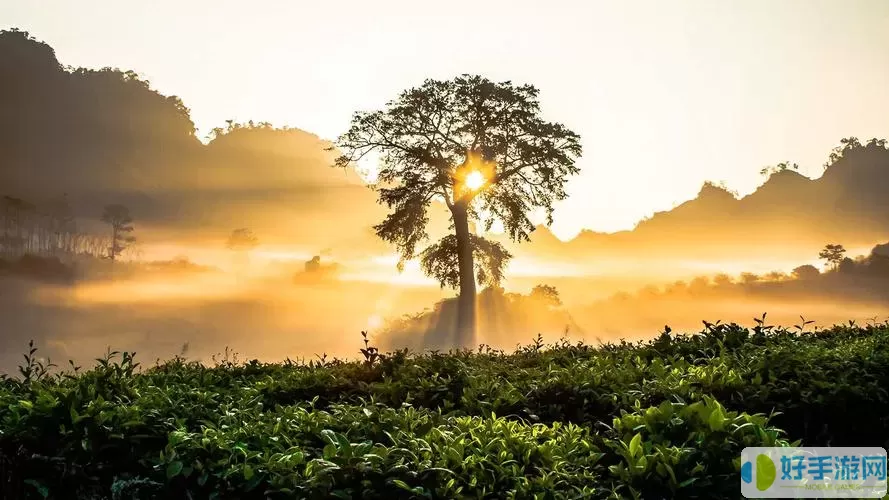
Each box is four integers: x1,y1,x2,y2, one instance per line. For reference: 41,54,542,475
464,170,486,191
367,314,383,330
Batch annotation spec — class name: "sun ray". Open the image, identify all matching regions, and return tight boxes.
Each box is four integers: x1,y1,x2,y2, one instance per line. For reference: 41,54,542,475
465,170,486,191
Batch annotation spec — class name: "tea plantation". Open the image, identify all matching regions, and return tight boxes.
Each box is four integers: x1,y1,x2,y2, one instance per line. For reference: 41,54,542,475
2,320,888,499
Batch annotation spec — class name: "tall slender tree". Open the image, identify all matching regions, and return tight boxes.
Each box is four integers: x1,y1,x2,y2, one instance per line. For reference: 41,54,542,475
48,193,76,256
101,204,135,264
332,75,582,348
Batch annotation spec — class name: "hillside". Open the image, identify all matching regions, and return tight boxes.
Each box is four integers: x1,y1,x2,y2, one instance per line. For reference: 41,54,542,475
516,140,889,262
3,28,888,267
0,29,383,250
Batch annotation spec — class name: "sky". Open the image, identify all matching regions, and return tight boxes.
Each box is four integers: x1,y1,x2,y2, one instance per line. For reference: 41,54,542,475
4,0,889,240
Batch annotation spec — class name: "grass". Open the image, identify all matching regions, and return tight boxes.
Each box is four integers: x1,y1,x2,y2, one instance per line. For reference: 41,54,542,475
1,318,888,499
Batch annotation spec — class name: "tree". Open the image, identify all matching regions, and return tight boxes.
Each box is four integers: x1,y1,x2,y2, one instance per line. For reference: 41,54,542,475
530,284,562,308
759,161,799,177
818,243,846,271
332,75,582,348
713,273,734,287
226,228,259,273
305,255,321,272
791,264,820,280
101,204,135,263
48,193,76,256
226,228,259,253
688,276,711,294
739,272,760,285
764,271,788,282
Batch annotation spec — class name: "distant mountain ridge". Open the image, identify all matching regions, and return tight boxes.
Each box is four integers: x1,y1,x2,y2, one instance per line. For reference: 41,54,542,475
2,28,887,266
507,138,889,262
0,29,382,251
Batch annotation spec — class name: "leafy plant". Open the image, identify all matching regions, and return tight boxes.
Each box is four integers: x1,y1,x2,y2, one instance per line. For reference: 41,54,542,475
2,321,888,498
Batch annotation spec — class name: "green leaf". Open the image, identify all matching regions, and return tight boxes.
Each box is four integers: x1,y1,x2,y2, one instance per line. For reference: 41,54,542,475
391,479,414,492
708,406,725,431
24,479,49,498
415,421,434,436
320,429,337,445
312,459,340,471
628,433,643,458
166,460,184,479
244,474,262,492
243,464,254,480
336,433,351,453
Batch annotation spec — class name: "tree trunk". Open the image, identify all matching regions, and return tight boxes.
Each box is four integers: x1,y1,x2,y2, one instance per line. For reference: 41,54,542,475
109,226,117,264
452,203,477,349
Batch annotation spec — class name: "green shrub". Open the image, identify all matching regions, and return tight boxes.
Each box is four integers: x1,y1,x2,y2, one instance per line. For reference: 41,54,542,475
1,321,887,498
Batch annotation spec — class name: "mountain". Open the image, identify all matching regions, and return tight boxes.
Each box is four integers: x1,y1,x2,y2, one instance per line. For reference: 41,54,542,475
510,139,889,265
0,29,383,253
2,28,887,270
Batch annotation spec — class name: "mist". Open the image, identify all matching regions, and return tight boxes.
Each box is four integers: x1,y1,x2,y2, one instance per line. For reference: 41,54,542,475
3,29,889,375
0,260,448,373
4,239,889,375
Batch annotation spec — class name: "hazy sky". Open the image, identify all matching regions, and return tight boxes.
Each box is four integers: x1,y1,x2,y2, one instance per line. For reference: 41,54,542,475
4,0,889,239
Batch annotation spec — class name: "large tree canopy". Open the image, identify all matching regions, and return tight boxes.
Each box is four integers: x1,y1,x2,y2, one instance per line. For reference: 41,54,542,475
333,74,582,347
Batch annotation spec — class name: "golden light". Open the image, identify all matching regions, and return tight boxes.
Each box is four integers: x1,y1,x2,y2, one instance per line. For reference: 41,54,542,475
454,152,496,197
464,170,486,191
367,314,383,330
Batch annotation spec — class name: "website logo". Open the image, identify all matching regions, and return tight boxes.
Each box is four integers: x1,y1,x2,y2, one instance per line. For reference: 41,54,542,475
741,447,887,498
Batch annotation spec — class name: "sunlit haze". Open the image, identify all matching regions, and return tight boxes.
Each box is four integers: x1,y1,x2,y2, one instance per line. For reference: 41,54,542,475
6,0,889,238
3,2,889,375
3,5,889,493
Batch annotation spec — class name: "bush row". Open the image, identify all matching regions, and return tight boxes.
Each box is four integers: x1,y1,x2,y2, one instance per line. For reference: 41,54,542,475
1,321,886,498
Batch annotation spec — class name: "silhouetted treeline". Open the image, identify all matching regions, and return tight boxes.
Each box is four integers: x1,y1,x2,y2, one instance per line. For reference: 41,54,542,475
1,194,77,258
594,240,889,307
378,240,889,352
5,27,889,271
5,28,889,266
0,29,198,199
0,193,114,261
508,137,889,262
0,190,146,283
0,29,382,253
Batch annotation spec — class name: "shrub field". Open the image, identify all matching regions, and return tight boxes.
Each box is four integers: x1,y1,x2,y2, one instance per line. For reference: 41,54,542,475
2,320,889,499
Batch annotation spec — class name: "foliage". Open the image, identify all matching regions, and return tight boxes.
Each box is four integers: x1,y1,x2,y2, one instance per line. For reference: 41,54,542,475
791,264,820,280
591,240,889,315
226,228,259,252
100,204,135,263
332,75,583,267
418,234,512,289
818,243,846,271
3,321,888,498
759,161,799,177
529,284,562,307
0,194,80,260
824,137,888,169
331,75,583,346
